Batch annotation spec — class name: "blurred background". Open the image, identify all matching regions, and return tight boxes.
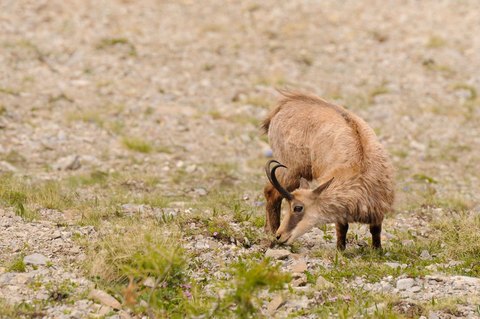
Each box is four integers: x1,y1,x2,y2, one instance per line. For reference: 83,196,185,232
1,0,480,317
1,0,479,207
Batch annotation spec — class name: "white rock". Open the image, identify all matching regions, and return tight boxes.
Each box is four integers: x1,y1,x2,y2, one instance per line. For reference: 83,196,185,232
409,285,421,293
195,241,209,250
265,249,290,259
53,155,81,171
24,253,49,265
385,262,401,269
396,278,415,290
88,289,121,309
267,294,285,315
291,274,307,287
291,260,308,273
420,250,432,260
143,277,156,288
316,276,334,289
289,295,310,309
0,161,17,172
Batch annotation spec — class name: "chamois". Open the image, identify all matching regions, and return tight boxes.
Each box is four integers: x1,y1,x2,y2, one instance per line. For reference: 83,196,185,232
262,91,394,249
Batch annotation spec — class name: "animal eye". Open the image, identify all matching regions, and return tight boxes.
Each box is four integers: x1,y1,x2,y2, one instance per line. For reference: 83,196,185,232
293,205,303,213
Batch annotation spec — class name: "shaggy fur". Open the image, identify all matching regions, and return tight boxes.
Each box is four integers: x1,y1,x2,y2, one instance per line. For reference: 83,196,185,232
263,90,395,249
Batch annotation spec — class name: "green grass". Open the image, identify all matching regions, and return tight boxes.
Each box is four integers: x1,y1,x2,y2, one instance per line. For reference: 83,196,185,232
432,212,480,276
0,299,45,318
122,137,153,153
7,255,26,272
96,37,137,56
67,109,105,127
222,259,290,318
426,35,446,48
0,87,20,96
368,85,389,104
292,288,404,319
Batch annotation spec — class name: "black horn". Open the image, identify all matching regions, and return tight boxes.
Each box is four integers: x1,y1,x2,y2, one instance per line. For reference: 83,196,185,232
265,160,293,200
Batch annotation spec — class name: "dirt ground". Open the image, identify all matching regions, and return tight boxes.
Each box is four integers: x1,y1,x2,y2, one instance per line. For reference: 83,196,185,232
1,1,480,318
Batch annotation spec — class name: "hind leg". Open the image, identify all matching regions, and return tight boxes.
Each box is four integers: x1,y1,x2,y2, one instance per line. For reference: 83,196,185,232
370,223,382,249
335,222,349,250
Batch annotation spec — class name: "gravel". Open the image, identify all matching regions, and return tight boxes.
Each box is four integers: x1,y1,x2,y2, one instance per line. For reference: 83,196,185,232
1,0,480,317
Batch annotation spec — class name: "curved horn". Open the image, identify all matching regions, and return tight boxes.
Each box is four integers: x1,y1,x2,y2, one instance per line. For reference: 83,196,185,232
265,160,293,200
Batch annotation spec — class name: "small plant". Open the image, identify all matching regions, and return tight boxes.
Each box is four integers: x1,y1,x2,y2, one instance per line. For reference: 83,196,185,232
87,225,191,316
207,259,290,318
47,279,77,302
427,35,446,48
96,37,137,56
8,255,26,272
67,109,105,127
368,85,389,104
122,137,153,153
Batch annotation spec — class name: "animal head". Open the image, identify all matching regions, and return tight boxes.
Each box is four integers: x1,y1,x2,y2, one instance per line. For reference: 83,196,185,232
265,160,334,244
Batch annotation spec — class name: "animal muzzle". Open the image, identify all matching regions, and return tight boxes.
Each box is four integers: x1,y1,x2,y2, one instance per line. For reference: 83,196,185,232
275,231,291,244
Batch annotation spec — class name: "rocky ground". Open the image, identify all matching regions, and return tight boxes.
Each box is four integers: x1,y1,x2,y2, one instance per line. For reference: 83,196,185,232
1,0,480,318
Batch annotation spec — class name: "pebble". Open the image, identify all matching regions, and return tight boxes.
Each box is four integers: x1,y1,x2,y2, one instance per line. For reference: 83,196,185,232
88,289,122,310
291,274,307,287
0,161,17,172
396,278,415,290
264,149,273,158
316,276,334,290
143,277,156,288
53,155,81,171
291,260,308,273
420,250,432,260
384,262,401,269
409,285,421,293
24,253,49,266
193,188,208,196
265,249,291,260
185,164,197,173
267,295,285,315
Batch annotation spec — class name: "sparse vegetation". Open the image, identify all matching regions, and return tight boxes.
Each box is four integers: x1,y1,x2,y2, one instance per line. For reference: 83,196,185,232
96,37,137,56
122,137,153,153
7,255,26,273
1,1,480,318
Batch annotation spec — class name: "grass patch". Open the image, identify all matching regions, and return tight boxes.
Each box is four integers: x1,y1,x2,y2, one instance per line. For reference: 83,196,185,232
122,137,153,153
432,212,480,276
96,37,137,56
422,59,455,77
0,174,38,220
87,223,192,317
218,259,290,318
294,288,403,318
67,170,110,187
452,83,477,101
426,35,446,48
368,85,389,104
7,255,26,272
67,109,105,127
0,87,20,96
243,95,271,108
0,299,45,318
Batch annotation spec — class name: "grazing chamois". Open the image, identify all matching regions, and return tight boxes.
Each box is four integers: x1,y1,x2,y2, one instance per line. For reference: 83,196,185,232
262,91,394,249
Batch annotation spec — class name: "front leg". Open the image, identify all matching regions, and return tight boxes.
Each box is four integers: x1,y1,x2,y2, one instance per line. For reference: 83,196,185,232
370,223,382,249
335,222,349,250
264,184,283,234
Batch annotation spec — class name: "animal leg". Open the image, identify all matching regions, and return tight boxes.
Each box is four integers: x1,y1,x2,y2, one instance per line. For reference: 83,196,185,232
335,222,349,250
370,223,382,249
264,183,283,234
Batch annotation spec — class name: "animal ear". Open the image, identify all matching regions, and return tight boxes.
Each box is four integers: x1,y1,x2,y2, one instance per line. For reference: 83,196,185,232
299,177,309,189
312,177,334,195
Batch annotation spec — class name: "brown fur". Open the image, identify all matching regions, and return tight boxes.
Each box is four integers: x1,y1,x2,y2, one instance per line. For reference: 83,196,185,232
263,90,395,249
